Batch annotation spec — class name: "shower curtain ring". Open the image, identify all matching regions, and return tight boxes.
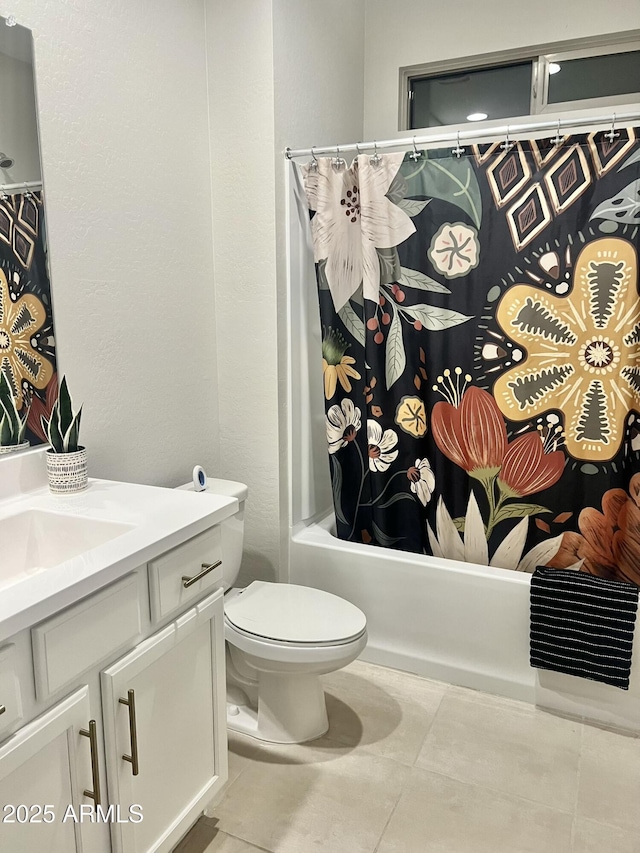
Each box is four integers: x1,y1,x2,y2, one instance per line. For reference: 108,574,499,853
500,126,514,151
606,113,619,143
409,136,420,161
370,141,382,167
309,146,319,172
23,182,31,198
332,145,346,171
0,185,7,201
452,130,465,158
553,119,562,147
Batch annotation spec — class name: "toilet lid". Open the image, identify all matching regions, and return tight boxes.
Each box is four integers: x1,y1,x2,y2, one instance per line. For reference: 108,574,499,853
225,582,367,644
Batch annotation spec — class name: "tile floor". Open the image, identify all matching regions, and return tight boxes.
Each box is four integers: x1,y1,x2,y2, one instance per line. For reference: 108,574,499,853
173,660,640,853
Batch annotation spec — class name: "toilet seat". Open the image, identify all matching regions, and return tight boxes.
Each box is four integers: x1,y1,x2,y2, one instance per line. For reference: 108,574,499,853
224,581,367,646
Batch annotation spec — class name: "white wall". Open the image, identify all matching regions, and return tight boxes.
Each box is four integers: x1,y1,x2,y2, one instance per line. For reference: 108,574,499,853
0,51,41,185
272,0,365,535
205,0,365,584
205,0,281,585
2,0,220,486
363,0,640,139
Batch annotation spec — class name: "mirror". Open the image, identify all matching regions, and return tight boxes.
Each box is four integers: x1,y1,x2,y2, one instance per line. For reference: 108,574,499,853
0,15,57,454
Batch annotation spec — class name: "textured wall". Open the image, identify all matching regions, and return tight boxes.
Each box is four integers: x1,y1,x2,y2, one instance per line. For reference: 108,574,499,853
3,0,220,486
363,0,640,139
205,0,281,584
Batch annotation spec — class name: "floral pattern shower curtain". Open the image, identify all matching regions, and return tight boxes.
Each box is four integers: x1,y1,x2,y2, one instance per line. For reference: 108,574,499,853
299,129,640,584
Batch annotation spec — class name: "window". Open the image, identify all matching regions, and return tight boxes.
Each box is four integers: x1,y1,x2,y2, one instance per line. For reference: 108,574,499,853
401,33,640,131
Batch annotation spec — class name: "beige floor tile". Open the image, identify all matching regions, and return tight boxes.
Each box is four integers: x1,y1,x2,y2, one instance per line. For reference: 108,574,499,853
226,731,261,787
572,818,640,853
210,738,409,853
173,821,270,852
577,725,640,832
321,660,447,765
415,688,582,811
376,767,573,853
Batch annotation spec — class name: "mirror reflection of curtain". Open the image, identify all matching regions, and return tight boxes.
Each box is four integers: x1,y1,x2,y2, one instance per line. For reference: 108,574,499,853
297,128,640,584
0,190,57,444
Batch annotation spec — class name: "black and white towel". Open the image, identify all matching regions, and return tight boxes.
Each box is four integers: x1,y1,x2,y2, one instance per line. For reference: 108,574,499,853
530,567,639,690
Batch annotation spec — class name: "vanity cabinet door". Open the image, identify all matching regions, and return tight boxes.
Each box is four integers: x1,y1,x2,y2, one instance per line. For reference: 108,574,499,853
101,589,227,853
0,686,105,853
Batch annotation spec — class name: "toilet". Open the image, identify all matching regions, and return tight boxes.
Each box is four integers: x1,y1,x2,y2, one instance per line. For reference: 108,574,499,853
178,478,367,743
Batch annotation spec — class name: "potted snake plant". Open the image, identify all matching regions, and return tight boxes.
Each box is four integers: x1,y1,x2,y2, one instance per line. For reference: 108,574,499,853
41,375,87,493
0,371,29,454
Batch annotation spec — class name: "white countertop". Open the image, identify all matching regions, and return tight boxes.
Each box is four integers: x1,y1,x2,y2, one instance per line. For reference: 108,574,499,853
0,459,237,642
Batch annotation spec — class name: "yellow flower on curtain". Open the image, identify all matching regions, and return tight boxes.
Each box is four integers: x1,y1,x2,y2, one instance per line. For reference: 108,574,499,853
394,395,427,437
0,268,53,408
493,238,639,461
322,327,361,400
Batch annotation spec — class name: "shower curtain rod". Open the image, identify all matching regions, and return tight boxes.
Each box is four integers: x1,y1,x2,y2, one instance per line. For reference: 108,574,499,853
0,180,42,192
284,109,640,159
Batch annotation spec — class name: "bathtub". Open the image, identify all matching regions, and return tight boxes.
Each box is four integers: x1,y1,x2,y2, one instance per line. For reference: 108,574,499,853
289,511,640,734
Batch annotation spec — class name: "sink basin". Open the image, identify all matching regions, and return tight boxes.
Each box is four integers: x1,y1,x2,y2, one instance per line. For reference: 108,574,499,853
0,509,134,584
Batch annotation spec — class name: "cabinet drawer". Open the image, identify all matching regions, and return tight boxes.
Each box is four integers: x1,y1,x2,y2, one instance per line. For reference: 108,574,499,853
0,645,22,737
148,526,222,622
32,572,145,700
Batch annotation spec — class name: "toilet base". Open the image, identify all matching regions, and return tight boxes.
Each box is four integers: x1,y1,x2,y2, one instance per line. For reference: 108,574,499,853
227,671,329,744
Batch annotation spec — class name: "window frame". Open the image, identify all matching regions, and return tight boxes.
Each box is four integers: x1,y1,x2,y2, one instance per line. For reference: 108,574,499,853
399,31,640,132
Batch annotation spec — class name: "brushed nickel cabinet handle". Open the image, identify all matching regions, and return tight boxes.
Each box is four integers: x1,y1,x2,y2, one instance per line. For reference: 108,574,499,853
182,559,222,589
79,719,101,807
0,704,6,715
119,689,140,776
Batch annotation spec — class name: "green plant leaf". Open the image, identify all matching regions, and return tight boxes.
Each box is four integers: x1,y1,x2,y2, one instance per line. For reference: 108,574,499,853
405,155,482,227
396,198,430,217
65,407,82,453
58,376,74,437
385,308,406,389
377,247,401,286
48,408,64,453
330,454,348,525
0,372,19,440
399,266,451,293
590,179,640,225
452,516,465,532
0,413,11,446
385,172,408,205
372,520,404,547
402,303,472,331
377,492,416,509
337,300,365,347
493,503,550,525
17,411,28,444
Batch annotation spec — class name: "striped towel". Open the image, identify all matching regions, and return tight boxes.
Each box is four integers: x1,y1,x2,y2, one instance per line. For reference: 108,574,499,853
530,567,639,690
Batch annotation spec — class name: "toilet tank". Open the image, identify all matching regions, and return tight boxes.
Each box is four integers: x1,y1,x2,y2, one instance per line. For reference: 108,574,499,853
176,478,248,591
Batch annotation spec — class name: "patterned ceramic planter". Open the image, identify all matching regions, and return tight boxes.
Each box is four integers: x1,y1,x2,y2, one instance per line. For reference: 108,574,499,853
0,440,29,455
47,447,88,494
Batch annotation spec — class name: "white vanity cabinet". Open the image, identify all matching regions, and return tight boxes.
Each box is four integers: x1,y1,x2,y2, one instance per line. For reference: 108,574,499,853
0,686,98,853
0,523,229,853
101,589,227,853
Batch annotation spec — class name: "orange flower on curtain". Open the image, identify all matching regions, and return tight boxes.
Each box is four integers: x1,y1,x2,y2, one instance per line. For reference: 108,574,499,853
550,474,640,585
431,381,564,539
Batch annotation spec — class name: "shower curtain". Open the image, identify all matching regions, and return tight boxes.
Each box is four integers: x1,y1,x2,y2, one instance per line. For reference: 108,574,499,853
297,128,640,584
0,190,58,443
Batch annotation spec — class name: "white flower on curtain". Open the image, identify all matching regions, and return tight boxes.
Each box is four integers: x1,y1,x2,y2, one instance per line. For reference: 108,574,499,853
326,398,362,454
302,153,416,311
367,420,399,472
408,457,435,506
